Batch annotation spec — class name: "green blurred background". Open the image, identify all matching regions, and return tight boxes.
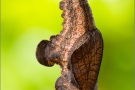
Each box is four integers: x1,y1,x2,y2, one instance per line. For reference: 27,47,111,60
1,0,134,90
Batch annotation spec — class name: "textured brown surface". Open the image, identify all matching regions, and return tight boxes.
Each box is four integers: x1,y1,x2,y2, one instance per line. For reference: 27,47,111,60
36,0,103,90
71,29,103,90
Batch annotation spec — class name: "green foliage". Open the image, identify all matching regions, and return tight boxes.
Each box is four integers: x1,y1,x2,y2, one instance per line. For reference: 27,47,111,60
1,0,134,90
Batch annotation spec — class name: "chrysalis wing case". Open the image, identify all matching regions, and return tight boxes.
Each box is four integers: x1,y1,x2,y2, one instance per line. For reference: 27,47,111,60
36,0,103,90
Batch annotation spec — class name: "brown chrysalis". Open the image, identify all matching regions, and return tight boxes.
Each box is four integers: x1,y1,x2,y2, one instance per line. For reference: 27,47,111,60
36,0,103,90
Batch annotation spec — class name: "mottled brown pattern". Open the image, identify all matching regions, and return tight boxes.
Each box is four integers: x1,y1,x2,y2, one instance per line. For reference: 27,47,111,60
71,29,103,90
36,0,103,90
